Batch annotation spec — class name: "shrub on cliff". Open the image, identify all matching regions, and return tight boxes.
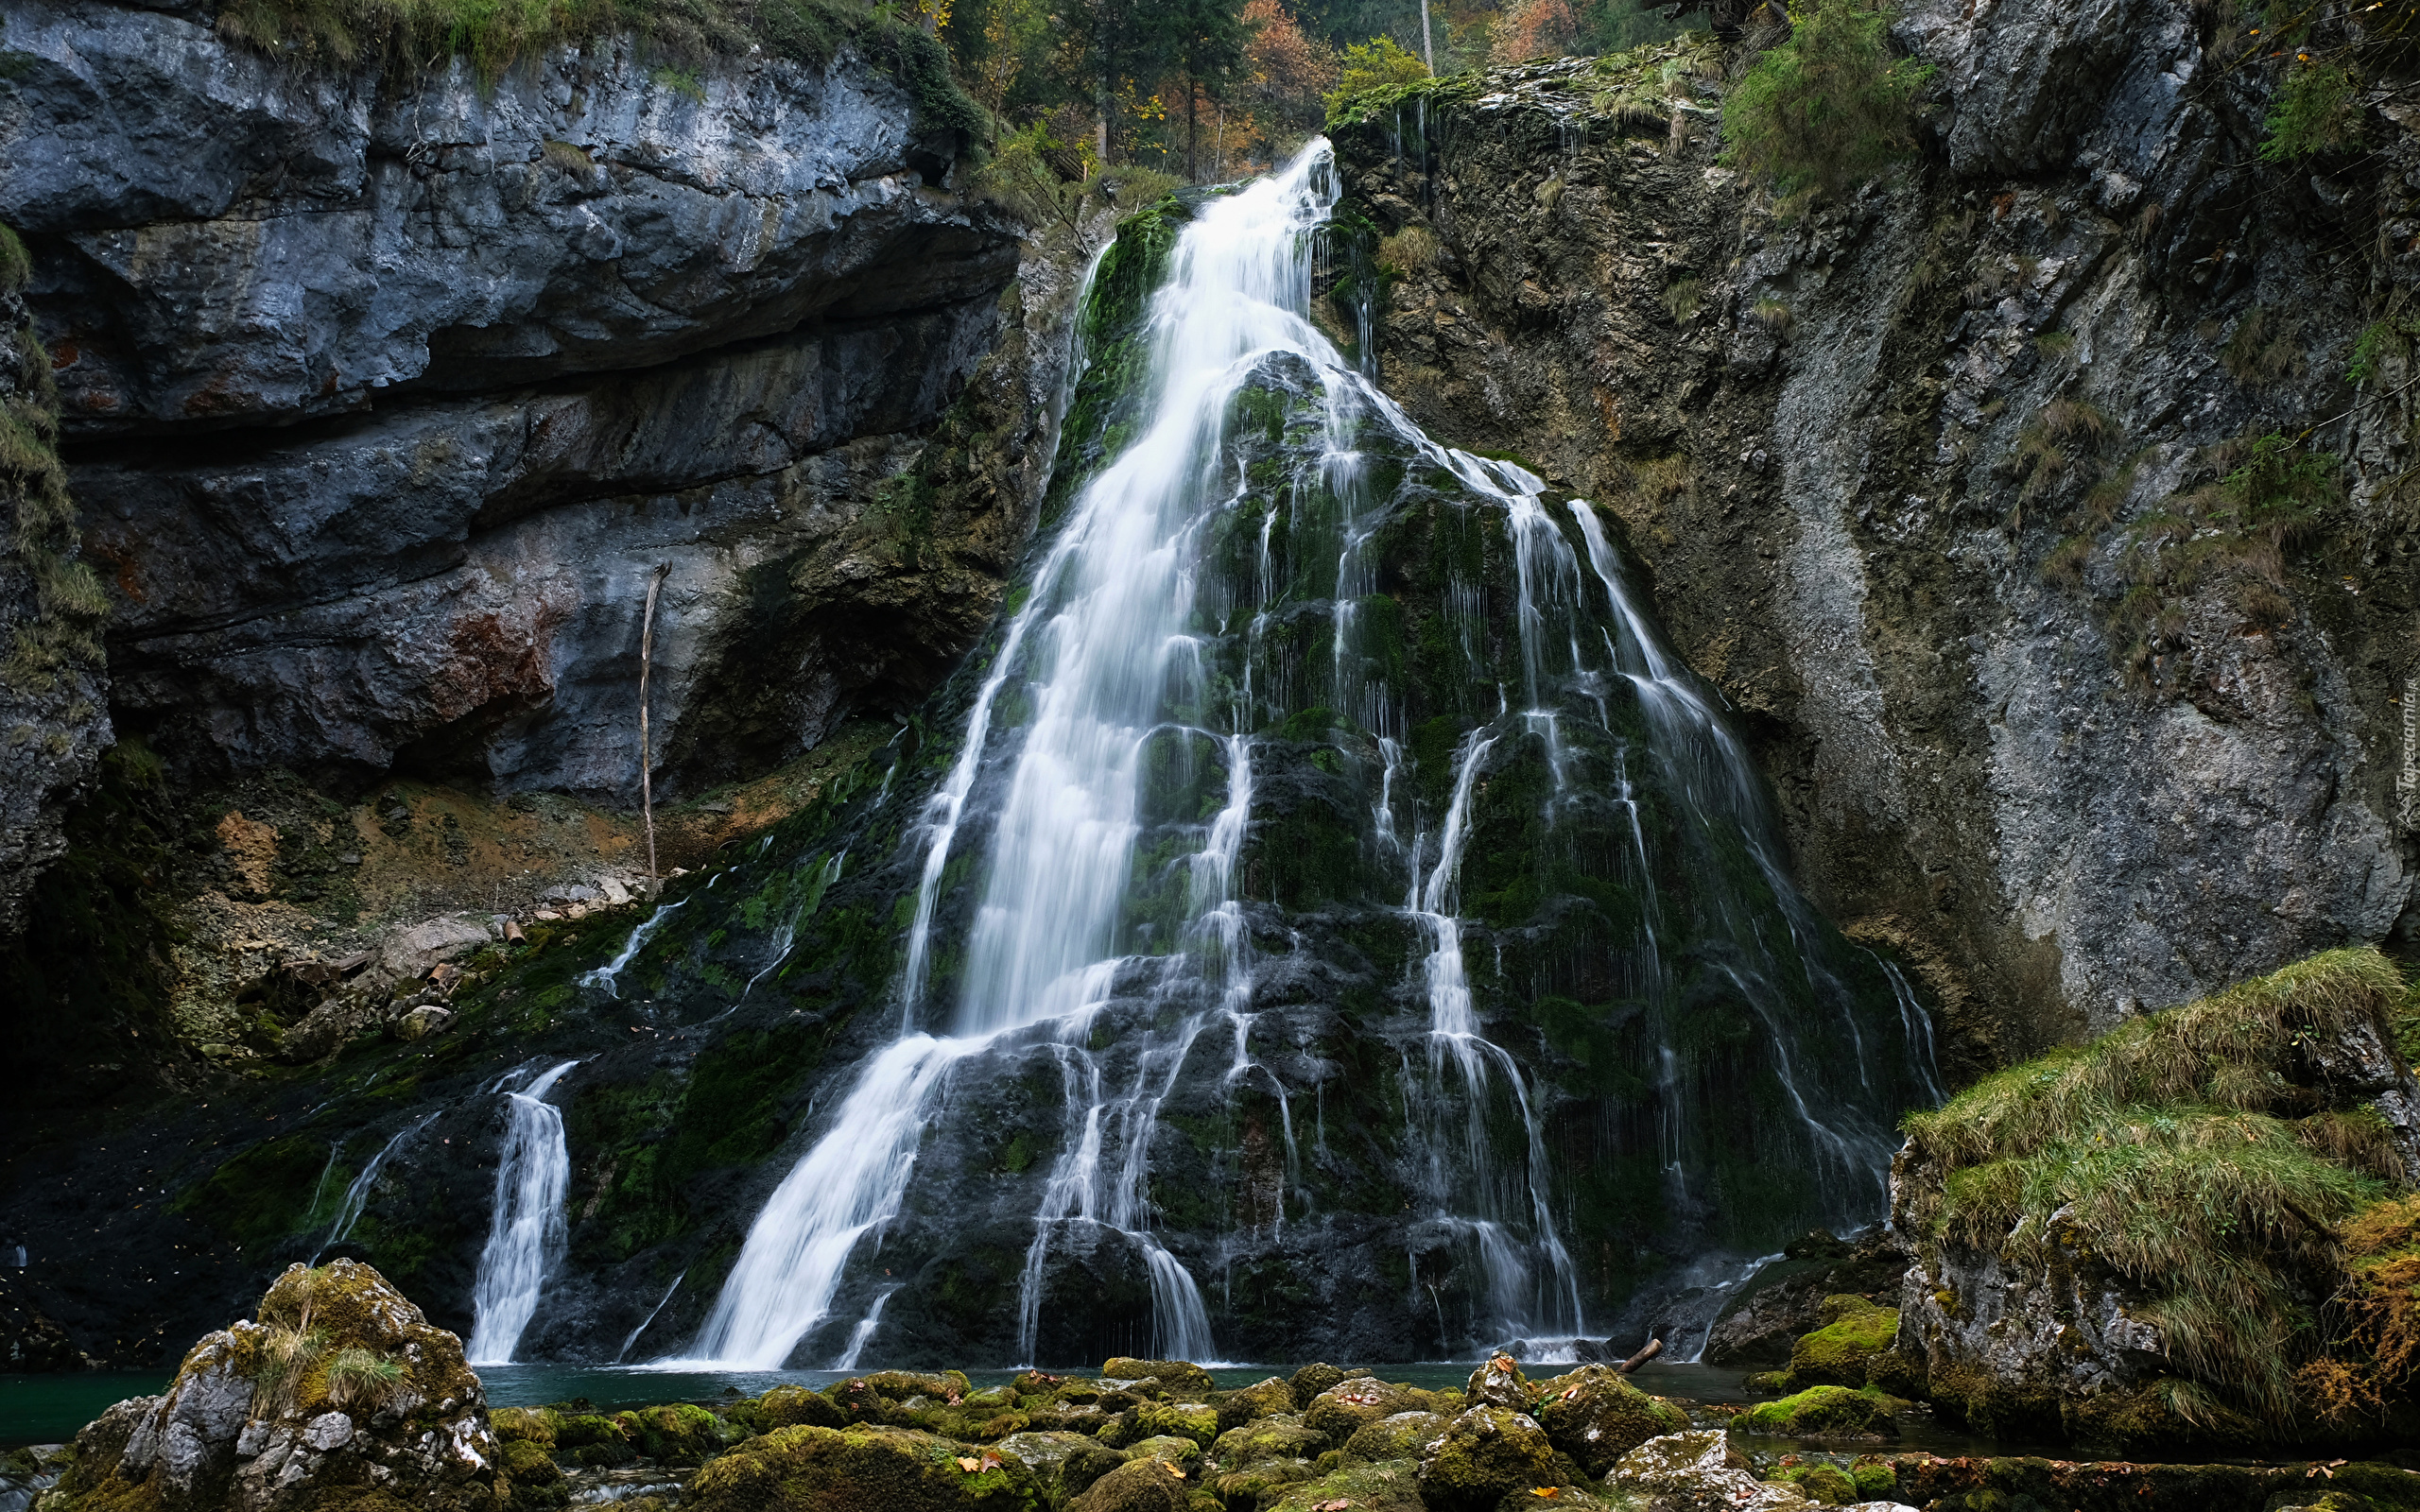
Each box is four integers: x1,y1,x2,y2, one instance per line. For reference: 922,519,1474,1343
1718,0,1929,197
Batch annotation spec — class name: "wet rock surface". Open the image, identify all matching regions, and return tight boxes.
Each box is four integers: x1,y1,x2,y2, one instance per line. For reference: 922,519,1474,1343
3,0,1040,799
1328,0,2420,1070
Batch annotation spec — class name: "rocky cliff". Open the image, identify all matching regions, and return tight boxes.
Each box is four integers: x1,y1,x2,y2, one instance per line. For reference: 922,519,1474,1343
1326,0,2420,1069
4,0,1032,801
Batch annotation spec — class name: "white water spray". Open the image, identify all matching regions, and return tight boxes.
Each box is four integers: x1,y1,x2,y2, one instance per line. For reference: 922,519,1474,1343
467,1059,579,1365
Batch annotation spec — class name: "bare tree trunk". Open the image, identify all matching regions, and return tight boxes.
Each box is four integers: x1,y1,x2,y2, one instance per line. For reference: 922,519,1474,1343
1616,1338,1663,1374
1186,78,1198,180
1421,0,1433,69
638,564,669,887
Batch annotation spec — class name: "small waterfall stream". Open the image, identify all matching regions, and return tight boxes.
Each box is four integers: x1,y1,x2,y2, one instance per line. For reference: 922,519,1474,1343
652,137,1936,1370
467,1059,580,1365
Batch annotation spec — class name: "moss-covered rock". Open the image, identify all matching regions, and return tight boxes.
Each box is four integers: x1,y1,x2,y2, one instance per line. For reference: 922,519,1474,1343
38,1260,506,1512
1287,1365,1351,1409
1339,1411,1443,1464
1533,1365,1689,1477
493,1407,560,1448
683,1423,1041,1512
1848,1456,1897,1501
1415,1405,1563,1512
754,1383,847,1430
1789,1298,1899,1390
1768,1462,1858,1505
1215,1377,1297,1431
993,1432,1128,1505
1129,1401,1219,1449
613,1403,732,1464
1464,1353,1537,1414
1209,1414,1329,1468
1737,1386,1900,1438
1067,1455,1191,1512
1302,1379,1420,1442
1103,1360,1217,1398
1266,1459,1426,1512
1607,1430,1817,1512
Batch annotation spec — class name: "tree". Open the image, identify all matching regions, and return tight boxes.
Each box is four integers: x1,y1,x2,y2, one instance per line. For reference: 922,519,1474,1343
1242,0,1339,131
1490,0,1581,62
1168,0,1251,177
1325,33,1427,110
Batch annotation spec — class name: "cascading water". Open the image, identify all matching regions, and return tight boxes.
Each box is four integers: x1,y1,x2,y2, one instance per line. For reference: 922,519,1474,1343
646,137,1937,1369
312,1109,441,1263
467,1059,579,1365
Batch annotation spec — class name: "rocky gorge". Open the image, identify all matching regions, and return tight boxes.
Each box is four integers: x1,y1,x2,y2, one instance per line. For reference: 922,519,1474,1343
3,0,2420,1480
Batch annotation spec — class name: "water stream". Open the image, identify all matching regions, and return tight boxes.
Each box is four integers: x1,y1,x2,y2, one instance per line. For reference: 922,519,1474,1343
467,1059,580,1365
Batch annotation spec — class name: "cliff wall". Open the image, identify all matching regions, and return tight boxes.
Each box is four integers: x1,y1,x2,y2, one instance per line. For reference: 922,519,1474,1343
3,0,1033,802
1329,2,2420,1065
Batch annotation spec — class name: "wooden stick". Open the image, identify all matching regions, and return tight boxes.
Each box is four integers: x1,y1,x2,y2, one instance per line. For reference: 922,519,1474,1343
639,564,669,887
1616,1338,1664,1374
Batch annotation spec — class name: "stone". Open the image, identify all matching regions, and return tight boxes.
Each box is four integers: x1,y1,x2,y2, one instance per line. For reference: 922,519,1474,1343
1067,1455,1188,1512
991,1432,1127,1504
1608,1431,1815,1512
1532,1365,1690,1478
1302,1379,1421,1442
1415,1405,1564,1512
1214,1375,1297,1430
685,1425,1039,1509
394,1005,455,1042
1463,1352,1536,1413
39,1259,502,1512
1339,1411,1443,1464
1100,1358,1216,1397
1786,1297,1900,1389
1735,1386,1900,1439
378,915,498,979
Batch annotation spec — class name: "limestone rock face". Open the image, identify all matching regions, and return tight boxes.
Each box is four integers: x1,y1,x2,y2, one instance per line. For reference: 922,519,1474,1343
37,1259,504,1512
3,0,1045,798
1329,0,2420,1074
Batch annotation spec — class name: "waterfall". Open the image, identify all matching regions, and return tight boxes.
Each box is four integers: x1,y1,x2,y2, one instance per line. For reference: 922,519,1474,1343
668,137,1936,1369
312,1109,441,1263
467,1059,579,1365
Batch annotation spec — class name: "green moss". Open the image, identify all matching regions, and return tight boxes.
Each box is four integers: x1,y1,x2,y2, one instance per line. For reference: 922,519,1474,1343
1532,1366,1687,1477
1789,1297,1898,1388
1902,947,2408,1428
1770,1463,1858,1505
613,1403,733,1464
1736,1385,1900,1437
1719,0,1932,197
686,1422,1041,1512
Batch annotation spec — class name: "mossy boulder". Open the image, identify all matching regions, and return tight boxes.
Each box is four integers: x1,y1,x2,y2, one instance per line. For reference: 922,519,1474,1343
754,1384,847,1431
1464,1354,1537,1414
1215,1377,1297,1430
1103,1359,1217,1398
38,1260,505,1512
1608,1430,1817,1512
1848,1457,1897,1501
1737,1386,1899,1439
1067,1455,1191,1512
1415,1405,1563,1512
1533,1365,1688,1477
1340,1411,1443,1464
1287,1365,1353,1409
492,1407,560,1448
684,1423,1040,1512
994,1432,1128,1504
1211,1458,1320,1510
1302,1379,1419,1441
1209,1414,1328,1467
499,1437,565,1512
613,1403,731,1464
1768,1463,1858,1505
1267,1459,1427,1512
1130,1401,1219,1449
1789,1298,1898,1390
